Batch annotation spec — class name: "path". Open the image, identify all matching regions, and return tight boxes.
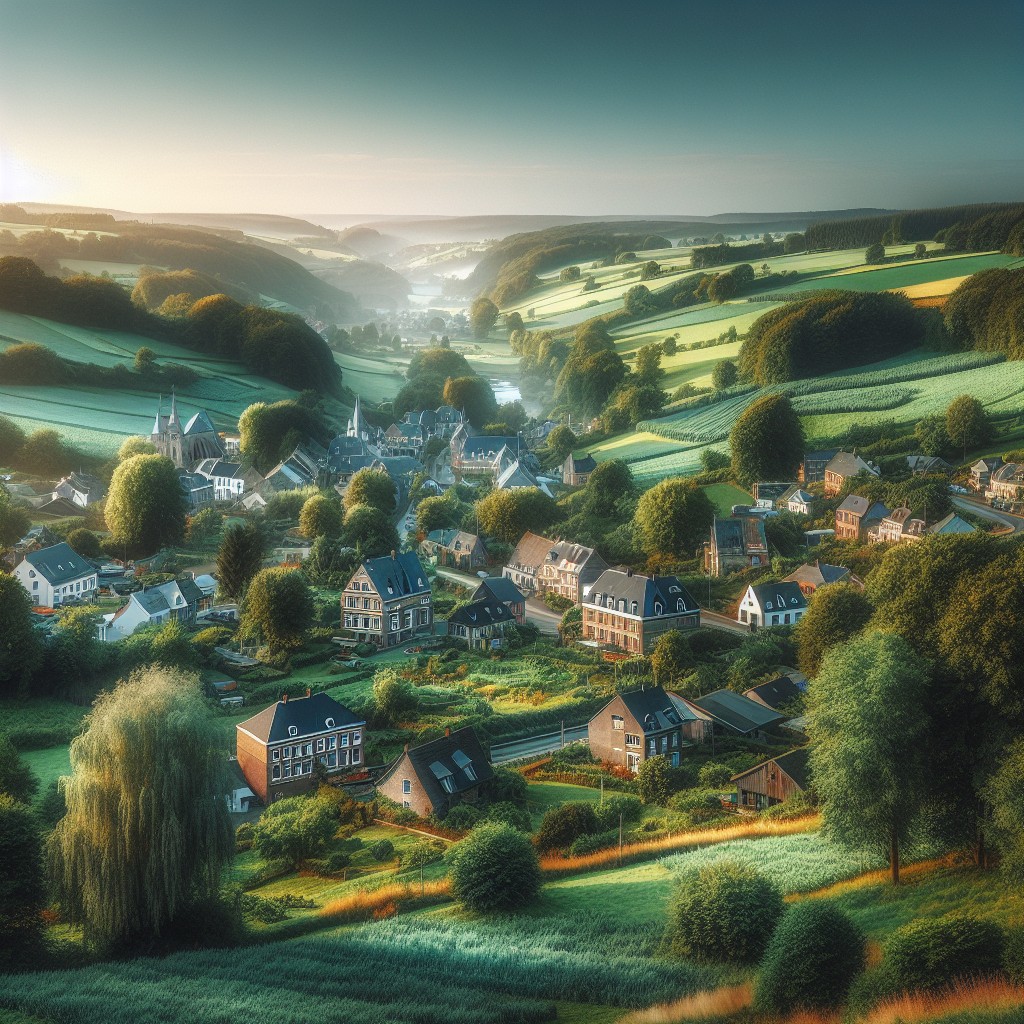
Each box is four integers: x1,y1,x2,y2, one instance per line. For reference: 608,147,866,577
489,725,590,765
952,495,1024,534
699,608,750,635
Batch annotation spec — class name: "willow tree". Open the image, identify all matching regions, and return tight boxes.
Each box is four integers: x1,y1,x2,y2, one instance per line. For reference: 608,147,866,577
49,666,233,949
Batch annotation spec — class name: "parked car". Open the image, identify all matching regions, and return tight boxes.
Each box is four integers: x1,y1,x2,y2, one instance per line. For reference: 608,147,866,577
949,484,969,494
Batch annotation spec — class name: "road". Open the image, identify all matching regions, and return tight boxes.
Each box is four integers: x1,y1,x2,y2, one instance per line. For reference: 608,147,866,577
952,495,1024,534
699,608,750,635
433,568,561,634
489,725,589,765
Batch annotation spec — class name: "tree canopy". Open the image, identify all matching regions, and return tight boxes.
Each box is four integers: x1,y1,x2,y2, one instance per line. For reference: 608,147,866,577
795,582,873,677
442,375,498,428
729,393,804,486
105,454,187,557
633,477,715,557
299,493,345,539
242,567,314,652
476,487,558,544
216,521,264,600
343,468,397,515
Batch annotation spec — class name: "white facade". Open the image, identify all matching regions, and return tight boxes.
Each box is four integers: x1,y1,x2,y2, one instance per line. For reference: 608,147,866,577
737,585,807,629
14,544,98,608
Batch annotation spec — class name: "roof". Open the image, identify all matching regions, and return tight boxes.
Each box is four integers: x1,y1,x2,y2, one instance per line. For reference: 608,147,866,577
825,451,877,479
473,577,525,604
836,494,889,521
173,575,204,606
692,689,786,734
743,675,803,711
612,687,710,733
184,411,217,435
787,489,814,504
711,516,767,554
971,457,1003,472
747,581,807,614
803,449,839,463
196,459,246,480
425,529,484,552
194,573,217,595
131,589,172,616
568,453,597,474
360,551,430,599
59,471,105,496
237,691,364,744
496,460,551,496
991,462,1024,484
906,454,951,473
507,532,604,574
731,747,810,789
378,726,493,807
21,542,95,585
460,435,523,458
783,561,850,588
35,497,86,518
447,598,514,628
929,512,976,535
883,506,913,527
584,568,698,617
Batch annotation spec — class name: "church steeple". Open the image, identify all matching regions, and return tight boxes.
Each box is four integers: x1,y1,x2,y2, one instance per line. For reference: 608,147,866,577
168,388,181,431
152,394,164,436
351,393,363,439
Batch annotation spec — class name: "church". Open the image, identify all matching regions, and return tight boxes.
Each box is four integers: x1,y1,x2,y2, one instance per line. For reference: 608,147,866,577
151,393,226,470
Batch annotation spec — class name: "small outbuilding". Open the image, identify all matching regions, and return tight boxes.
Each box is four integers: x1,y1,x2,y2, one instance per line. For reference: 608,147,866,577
732,748,810,811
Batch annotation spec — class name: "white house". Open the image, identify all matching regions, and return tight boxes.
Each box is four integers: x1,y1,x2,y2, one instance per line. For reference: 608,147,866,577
52,471,106,508
14,542,98,608
737,581,808,630
99,577,206,641
783,488,815,515
194,459,260,502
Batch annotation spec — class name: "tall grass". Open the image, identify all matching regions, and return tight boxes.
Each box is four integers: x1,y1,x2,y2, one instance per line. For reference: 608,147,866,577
319,878,451,922
859,978,1024,1024
619,982,753,1024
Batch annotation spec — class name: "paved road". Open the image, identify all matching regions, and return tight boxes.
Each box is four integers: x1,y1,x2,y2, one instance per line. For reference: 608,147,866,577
952,495,1024,534
699,608,751,635
433,569,561,634
489,725,589,765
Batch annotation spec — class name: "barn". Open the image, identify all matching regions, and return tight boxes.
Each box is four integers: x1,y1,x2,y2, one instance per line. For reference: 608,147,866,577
731,748,809,811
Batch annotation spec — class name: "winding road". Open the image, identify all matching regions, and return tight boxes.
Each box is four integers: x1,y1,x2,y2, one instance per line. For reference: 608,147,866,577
952,495,1024,534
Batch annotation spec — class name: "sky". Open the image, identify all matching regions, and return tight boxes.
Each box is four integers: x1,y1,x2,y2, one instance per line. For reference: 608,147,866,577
1,0,1022,218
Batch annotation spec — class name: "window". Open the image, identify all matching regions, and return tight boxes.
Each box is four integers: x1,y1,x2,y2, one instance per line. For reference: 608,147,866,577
271,764,281,780
654,601,663,615
303,760,313,775
327,752,337,768
420,608,430,624
316,738,325,753
288,726,298,737
303,743,312,756
676,599,684,611
328,736,337,750
625,733,640,747
325,717,335,729
403,800,410,809
283,764,292,778
352,748,361,764
612,715,624,731
272,749,280,762
671,733,679,748
341,733,350,747
402,779,411,794
352,731,361,745
390,614,400,631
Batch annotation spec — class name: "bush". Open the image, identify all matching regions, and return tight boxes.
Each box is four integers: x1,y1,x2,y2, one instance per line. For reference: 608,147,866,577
442,803,483,832
666,862,785,963
448,822,541,913
697,762,733,789
568,829,619,857
369,839,395,862
594,794,643,831
484,801,532,833
761,791,815,820
637,755,672,805
486,766,529,808
535,801,601,852
405,839,446,869
235,821,255,852
755,901,866,1012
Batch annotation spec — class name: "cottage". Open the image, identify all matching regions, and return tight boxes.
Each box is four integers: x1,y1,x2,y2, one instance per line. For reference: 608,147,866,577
419,529,488,571
690,689,786,740
563,453,597,487
447,598,514,650
14,542,98,607
376,726,492,818
52,471,106,508
236,691,366,804
732,748,809,811
970,457,1003,492
906,454,952,476
341,551,433,648
471,577,527,624
704,517,768,577
503,532,609,603
782,560,860,596
781,487,815,515
581,568,699,656
588,687,712,773
494,459,554,498
872,506,923,543
834,494,889,541
737,581,807,629
99,576,206,640
799,449,839,484
743,675,804,712
823,451,880,496
194,459,263,502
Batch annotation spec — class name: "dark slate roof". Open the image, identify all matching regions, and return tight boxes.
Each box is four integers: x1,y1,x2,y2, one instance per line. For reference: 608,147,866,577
175,576,205,606
132,589,172,616
35,497,86,518
184,411,217,435
328,435,372,459
461,435,522,457
616,687,708,732
692,689,786,734
783,561,850,589
748,581,808,613
743,675,803,711
63,471,105,496
570,454,597,473
23,542,95,585
378,726,493,805
426,529,484,552
584,569,698,617
238,692,364,744
448,598,514,627
837,495,889,522
711,516,767,553
362,552,430,598
804,449,839,463
731,747,810,789
205,460,246,479
473,577,525,604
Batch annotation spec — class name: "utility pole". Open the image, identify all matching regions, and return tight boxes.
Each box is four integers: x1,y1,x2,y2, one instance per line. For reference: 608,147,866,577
618,812,623,866
560,718,565,749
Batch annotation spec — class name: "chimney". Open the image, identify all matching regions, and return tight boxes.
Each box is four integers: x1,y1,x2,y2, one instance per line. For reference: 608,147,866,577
305,687,311,699
445,726,451,737
403,741,410,753
391,549,397,559
282,693,288,703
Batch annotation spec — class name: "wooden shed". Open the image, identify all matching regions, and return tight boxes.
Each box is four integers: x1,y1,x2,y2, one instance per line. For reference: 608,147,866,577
731,748,809,811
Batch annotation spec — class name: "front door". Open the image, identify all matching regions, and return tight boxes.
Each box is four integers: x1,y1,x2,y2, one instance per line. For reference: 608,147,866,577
627,753,640,773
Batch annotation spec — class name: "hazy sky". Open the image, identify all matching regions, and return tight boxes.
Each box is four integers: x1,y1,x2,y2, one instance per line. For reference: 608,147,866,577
1,0,1022,217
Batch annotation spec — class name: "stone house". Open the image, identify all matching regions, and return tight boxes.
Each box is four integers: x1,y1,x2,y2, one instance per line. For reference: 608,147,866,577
446,598,514,651
704,517,769,577
834,495,889,541
503,532,608,604
823,451,880,496
341,551,433,649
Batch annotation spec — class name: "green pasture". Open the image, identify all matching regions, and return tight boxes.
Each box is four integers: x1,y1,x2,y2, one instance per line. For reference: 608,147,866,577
20,745,72,798
701,482,752,514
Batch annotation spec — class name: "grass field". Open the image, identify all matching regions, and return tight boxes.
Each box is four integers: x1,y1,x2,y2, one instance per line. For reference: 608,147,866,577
701,483,753,514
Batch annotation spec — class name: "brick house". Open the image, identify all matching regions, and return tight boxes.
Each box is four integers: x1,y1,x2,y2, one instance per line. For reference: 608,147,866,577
588,687,712,773
503,532,608,603
419,529,488,571
562,453,597,487
799,449,839,484
834,495,889,541
376,726,493,818
471,577,527,624
580,568,699,656
446,598,514,650
341,552,433,649
732,748,809,811
235,691,365,804
823,451,880,496
704,517,768,577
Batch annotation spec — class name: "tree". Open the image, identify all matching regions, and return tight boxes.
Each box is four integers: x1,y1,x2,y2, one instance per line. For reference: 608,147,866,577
65,526,102,558
634,343,663,384
448,822,541,913
47,604,106,682
242,567,313,652
0,573,43,696
795,582,873,676
0,414,26,464
475,487,558,544
0,795,46,968
667,862,785,963
866,242,886,264
442,375,498,428
636,754,672,805
914,414,950,457
415,494,457,535
343,468,396,515
49,667,233,949
343,502,400,558
915,242,928,259
117,435,156,461
729,393,804,486
650,630,692,686
545,424,578,464
298,493,344,539
711,359,738,390
252,793,338,868
754,901,865,1012
807,630,931,884
945,394,991,460
105,454,187,556
371,668,418,727
18,428,70,476
133,346,157,372
504,311,524,333
633,477,715,557
216,522,264,600
783,232,806,255
988,739,1024,879
184,507,221,548
535,801,600,852
584,459,634,518
469,296,499,338
0,735,37,803
0,489,30,546
662,335,677,356
700,448,730,473
238,400,326,473
303,535,356,587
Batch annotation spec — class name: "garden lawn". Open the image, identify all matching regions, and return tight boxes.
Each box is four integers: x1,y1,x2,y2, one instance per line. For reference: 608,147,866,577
536,861,674,925
527,780,603,827
20,744,71,798
701,483,752,514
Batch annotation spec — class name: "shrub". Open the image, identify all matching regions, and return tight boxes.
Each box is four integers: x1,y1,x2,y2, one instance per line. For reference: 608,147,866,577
405,839,446,869
637,755,672,805
666,862,785,963
327,851,351,874
697,762,733,789
535,801,601,852
754,900,866,1012
594,794,643,831
484,801,532,833
443,803,483,832
569,829,619,857
235,821,255,852
448,822,541,913
369,839,395,862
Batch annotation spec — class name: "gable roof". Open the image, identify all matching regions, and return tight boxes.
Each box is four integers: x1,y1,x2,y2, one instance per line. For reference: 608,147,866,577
237,691,364,744
825,451,878,478
584,568,698,617
196,459,247,480
692,689,786,734
783,561,850,589
360,552,430,599
613,687,710,732
507,532,604,574
731,747,810,789
836,494,889,521
473,577,525,604
447,598,514,628
711,516,767,554
460,435,522,458
35,497,87,518
743,675,803,711
58,471,105,497
183,410,217,435
22,542,95,585
787,488,814,504
567,453,597,474
971,456,1003,473
929,512,976,535
803,449,839,463
377,726,493,806
425,529,484,552
906,454,952,473
747,581,807,614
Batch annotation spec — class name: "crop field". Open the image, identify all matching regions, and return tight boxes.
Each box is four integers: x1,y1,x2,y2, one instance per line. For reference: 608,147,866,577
587,431,691,463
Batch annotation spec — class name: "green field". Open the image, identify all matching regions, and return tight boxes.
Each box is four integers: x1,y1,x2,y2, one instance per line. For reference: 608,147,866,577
701,483,753,514
20,744,72,798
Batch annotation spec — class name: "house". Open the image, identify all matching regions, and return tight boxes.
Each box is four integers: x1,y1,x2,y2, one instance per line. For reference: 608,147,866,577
834,495,889,541
178,470,214,510
494,458,554,498
226,761,256,814
588,687,712,772
988,462,1024,502
471,577,527,624
691,689,786,740
13,542,98,607
376,725,492,818
970,457,1003,492
194,459,263,502
563,453,597,487
823,451,880,496
782,560,860,596
236,690,366,804
752,482,792,507
926,512,976,536
419,529,488,571
381,421,425,458
580,568,700,656
450,426,527,473
151,393,225,469
34,496,86,518
732,748,809,812
737,581,807,629
52,471,106,508
743,675,804,713
872,506,922,543
341,551,433,648
907,454,952,476
503,532,609,603
704,517,769,577
780,487,815,515
100,576,206,640
447,598,514,650
799,449,839,484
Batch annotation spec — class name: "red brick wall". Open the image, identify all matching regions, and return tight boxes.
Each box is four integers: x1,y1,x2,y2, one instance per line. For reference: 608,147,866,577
236,728,268,804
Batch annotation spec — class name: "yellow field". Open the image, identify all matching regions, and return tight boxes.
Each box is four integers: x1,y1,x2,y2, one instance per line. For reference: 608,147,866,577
889,274,972,299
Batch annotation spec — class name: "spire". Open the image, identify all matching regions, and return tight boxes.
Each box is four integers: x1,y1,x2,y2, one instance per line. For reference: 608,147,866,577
168,387,180,430
351,394,363,439
152,394,164,436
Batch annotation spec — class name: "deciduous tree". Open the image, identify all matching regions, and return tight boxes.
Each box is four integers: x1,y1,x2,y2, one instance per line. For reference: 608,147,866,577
242,567,313,652
0,573,42,696
299,493,344,539
105,453,186,556
633,477,714,557
0,735,37,803
469,297,499,338
795,582,873,676
448,822,541,913
343,468,396,515
442,375,498,428
0,795,46,969
729,393,804,485
475,487,558,544
945,394,991,460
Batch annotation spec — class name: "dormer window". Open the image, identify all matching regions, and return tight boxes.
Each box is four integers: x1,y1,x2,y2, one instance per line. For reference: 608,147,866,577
325,717,335,729
631,601,638,614
676,599,684,611
288,726,298,737
654,601,663,615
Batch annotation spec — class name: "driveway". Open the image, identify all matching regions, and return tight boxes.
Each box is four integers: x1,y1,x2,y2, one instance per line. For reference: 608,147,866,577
699,608,750,635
